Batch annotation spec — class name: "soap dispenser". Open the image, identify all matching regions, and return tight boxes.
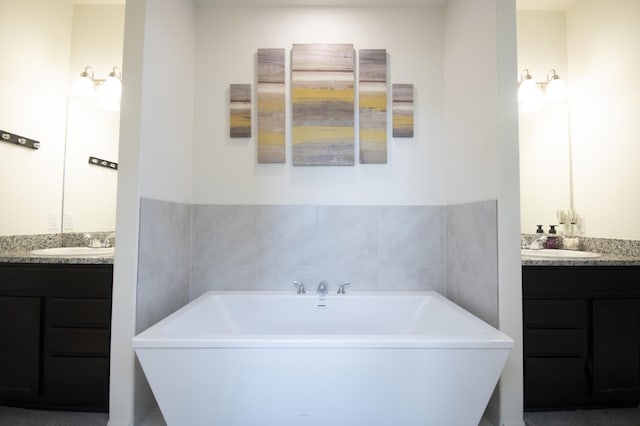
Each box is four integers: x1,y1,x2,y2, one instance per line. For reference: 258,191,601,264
545,225,560,249
530,225,547,250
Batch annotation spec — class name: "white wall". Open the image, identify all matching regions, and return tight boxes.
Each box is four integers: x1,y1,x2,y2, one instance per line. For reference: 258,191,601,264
193,5,446,206
444,0,523,425
566,0,640,240
109,0,195,424
443,0,499,205
0,0,72,235
138,0,194,202
517,11,572,235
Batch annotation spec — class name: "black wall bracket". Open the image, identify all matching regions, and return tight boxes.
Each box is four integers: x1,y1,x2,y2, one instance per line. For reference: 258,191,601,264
89,156,118,171
1,129,40,150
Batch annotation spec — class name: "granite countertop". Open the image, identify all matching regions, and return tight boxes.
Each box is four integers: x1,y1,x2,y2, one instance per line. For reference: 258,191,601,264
521,252,640,267
0,232,115,265
0,250,114,265
521,235,640,267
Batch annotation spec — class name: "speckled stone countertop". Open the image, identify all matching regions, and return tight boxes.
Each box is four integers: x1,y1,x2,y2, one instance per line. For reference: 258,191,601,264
0,250,114,265
0,232,114,265
521,252,640,267
521,235,640,267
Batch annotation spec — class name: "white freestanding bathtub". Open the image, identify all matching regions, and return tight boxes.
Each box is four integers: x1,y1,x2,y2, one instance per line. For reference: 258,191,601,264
133,291,513,426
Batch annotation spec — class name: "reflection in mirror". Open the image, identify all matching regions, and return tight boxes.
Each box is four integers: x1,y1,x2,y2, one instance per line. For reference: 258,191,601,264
519,102,571,234
0,2,124,237
63,98,119,233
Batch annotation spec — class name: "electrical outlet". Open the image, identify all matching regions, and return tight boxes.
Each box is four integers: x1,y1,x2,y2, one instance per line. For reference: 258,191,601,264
64,213,74,230
48,212,60,230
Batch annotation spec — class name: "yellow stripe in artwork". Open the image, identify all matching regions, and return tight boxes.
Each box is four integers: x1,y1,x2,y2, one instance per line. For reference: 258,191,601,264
258,131,285,145
230,115,250,128
258,97,285,113
292,126,354,144
292,87,353,103
359,94,387,110
360,129,386,143
393,115,413,128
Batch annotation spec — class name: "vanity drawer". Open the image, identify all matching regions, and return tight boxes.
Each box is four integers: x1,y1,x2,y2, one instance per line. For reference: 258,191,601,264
525,329,586,356
524,300,587,329
48,328,110,356
48,298,111,328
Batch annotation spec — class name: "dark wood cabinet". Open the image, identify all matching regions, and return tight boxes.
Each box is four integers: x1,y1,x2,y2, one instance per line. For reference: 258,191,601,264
0,263,113,412
0,296,41,399
592,299,640,404
523,266,640,411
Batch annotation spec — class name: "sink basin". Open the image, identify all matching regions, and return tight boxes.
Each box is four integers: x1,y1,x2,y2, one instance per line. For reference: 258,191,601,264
521,249,601,259
30,247,115,257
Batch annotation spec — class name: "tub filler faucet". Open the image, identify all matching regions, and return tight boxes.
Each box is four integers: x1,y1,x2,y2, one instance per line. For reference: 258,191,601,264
316,281,328,307
316,280,328,295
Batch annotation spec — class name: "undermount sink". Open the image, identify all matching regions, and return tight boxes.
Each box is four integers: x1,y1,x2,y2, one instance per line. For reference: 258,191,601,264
30,247,115,257
521,249,602,259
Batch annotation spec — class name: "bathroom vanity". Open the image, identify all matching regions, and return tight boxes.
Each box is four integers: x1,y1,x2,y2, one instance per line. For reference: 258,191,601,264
0,261,113,412
522,262,640,411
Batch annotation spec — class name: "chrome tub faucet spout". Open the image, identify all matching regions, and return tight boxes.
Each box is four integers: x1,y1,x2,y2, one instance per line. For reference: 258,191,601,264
316,280,328,295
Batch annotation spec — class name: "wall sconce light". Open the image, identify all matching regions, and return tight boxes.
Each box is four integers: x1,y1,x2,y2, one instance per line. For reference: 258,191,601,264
544,69,568,102
73,66,97,98
518,68,568,112
73,65,122,111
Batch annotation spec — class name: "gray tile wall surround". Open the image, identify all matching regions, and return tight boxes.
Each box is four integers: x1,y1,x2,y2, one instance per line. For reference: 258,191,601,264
136,198,191,333
445,200,499,327
135,200,500,325
190,204,446,297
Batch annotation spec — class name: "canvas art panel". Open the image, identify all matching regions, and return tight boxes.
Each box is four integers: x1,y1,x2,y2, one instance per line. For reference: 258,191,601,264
229,84,251,138
392,83,414,138
359,49,387,163
257,48,286,163
291,43,355,166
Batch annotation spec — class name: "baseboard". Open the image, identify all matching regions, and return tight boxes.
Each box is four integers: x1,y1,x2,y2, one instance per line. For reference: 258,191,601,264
107,421,130,426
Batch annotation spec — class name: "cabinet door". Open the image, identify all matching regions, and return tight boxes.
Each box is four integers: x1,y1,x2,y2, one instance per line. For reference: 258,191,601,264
525,357,590,409
592,299,640,404
0,296,41,399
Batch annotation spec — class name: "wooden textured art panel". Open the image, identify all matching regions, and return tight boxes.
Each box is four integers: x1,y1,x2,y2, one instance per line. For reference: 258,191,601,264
230,84,251,138
291,43,355,166
257,48,285,163
359,49,387,163
392,83,413,138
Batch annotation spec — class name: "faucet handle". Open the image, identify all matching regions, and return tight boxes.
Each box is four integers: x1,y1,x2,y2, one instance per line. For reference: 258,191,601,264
337,281,350,294
293,281,305,294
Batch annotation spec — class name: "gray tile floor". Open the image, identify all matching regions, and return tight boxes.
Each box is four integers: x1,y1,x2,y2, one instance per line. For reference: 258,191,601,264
2,404,640,425
0,405,107,426
524,407,640,426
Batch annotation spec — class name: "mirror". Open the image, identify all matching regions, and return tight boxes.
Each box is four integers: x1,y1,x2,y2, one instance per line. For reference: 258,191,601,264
0,2,124,236
517,2,640,240
62,98,120,233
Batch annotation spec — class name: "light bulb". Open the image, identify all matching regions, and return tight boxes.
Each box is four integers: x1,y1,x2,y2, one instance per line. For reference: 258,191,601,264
100,74,122,99
545,78,567,102
518,73,542,111
73,67,96,98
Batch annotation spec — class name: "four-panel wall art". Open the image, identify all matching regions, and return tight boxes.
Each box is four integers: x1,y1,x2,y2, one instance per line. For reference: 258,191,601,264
229,43,414,166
